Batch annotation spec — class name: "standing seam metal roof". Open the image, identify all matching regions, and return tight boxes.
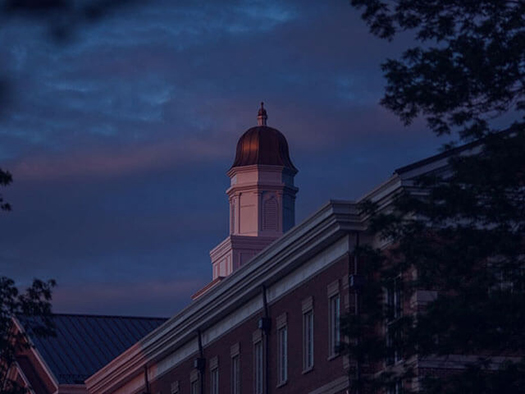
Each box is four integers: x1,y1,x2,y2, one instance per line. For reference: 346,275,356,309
19,314,167,385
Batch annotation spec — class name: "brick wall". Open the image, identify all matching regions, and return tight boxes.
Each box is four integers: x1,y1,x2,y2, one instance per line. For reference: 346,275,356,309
148,254,351,394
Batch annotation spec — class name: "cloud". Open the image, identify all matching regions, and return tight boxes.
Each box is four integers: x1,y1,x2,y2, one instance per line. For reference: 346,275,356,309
10,137,231,180
52,278,207,316
0,0,450,318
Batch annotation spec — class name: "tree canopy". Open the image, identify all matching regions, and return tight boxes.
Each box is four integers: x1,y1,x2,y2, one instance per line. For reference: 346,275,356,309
0,277,55,393
345,1,525,393
351,0,524,140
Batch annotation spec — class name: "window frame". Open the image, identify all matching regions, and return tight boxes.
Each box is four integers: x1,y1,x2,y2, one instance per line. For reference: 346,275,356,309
190,370,200,394
231,343,240,394
385,276,403,366
327,280,341,358
209,356,219,394
302,297,314,372
253,330,264,394
276,313,288,386
254,340,264,394
170,381,179,394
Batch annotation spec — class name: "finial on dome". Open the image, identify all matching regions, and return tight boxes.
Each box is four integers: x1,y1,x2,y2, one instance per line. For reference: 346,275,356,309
257,102,268,126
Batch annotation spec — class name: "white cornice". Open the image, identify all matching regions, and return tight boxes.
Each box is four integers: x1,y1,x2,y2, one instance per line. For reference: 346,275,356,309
227,164,296,178
226,183,298,195
209,235,279,260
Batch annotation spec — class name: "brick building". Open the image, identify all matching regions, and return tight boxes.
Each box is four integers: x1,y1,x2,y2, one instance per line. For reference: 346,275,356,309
83,105,464,394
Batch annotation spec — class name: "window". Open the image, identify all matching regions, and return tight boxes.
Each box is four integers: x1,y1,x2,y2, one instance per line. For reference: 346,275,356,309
190,370,200,394
277,325,288,384
303,308,314,371
385,276,403,365
385,325,401,365
254,340,264,394
387,380,403,394
231,354,240,394
210,367,219,394
488,258,525,294
386,276,403,322
170,381,179,394
191,380,199,394
329,294,341,356
209,356,219,394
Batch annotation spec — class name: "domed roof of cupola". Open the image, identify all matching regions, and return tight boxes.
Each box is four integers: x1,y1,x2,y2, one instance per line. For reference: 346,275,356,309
231,103,297,172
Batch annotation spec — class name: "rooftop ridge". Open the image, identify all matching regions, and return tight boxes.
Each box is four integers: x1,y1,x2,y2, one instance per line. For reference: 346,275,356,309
22,313,169,321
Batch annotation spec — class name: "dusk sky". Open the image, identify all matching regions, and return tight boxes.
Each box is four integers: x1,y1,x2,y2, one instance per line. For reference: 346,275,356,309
0,0,448,317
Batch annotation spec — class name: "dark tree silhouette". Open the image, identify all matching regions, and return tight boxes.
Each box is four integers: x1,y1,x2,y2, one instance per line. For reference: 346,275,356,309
0,278,56,393
343,1,525,393
350,0,524,140
0,168,11,211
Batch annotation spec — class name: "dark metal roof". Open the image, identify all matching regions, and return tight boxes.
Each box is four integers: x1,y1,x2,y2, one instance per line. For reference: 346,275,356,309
394,129,514,176
18,314,167,385
231,126,297,172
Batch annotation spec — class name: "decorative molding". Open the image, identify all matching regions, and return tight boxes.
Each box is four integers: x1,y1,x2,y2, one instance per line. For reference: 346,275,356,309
190,370,199,382
302,296,313,313
230,343,240,357
209,356,218,371
327,279,340,298
276,313,287,329
252,329,262,344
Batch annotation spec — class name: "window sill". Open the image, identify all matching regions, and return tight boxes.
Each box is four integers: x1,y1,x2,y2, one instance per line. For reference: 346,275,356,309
276,380,288,388
302,366,314,375
327,353,340,361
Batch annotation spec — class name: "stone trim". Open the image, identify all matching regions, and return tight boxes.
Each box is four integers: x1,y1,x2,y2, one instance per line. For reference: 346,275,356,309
252,329,262,344
230,343,240,357
302,296,313,312
190,370,199,382
209,356,218,371
276,313,287,329
327,279,340,298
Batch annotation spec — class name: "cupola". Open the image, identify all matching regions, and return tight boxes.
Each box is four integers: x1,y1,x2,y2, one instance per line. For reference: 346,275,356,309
208,103,299,281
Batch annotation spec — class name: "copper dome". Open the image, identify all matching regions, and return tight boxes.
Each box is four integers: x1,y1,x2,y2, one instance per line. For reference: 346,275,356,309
231,126,297,172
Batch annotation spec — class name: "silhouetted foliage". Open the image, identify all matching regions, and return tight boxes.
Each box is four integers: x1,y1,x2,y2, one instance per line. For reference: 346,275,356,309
351,0,524,139
0,277,56,393
345,1,525,393
0,168,12,211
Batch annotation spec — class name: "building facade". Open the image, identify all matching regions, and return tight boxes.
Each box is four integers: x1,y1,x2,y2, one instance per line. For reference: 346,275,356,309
84,105,462,394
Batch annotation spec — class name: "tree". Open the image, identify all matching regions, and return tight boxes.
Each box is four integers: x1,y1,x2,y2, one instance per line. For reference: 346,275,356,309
0,169,12,211
350,0,524,140
0,277,56,393
343,1,525,393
